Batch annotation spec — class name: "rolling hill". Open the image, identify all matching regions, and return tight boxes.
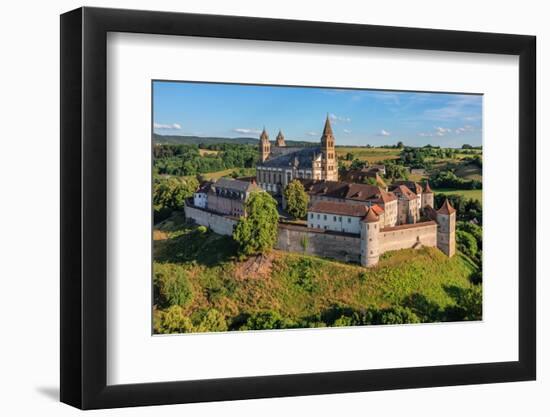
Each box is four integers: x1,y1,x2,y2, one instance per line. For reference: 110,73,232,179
153,133,318,147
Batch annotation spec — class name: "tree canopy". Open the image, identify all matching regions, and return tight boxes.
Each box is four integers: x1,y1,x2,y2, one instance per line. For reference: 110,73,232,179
153,176,198,223
284,180,309,219
233,192,279,256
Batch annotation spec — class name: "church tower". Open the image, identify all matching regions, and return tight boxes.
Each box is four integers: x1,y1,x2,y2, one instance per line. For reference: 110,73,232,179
259,127,271,162
320,115,338,181
275,130,286,147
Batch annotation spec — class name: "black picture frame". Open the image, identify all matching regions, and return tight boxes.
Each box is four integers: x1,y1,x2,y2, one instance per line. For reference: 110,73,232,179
60,6,536,410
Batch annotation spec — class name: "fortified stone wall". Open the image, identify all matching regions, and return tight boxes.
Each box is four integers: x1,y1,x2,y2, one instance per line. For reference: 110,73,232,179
184,205,237,236
185,205,449,266
379,222,437,253
277,224,361,263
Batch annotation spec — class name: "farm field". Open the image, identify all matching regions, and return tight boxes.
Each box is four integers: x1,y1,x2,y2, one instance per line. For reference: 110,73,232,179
434,188,482,202
336,147,401,165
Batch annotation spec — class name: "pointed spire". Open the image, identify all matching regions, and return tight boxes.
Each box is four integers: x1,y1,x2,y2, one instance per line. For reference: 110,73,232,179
276,129,286,146
363,206,380,223
437,198,456,215
323,114,333,136
260,127,269,142
424,181,433,193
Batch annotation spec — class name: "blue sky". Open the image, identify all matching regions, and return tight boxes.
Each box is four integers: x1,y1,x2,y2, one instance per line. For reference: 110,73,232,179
153,81,482,148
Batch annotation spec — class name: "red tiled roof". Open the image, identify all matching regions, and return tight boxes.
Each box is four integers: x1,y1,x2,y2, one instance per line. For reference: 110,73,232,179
300,179,396,203
392,185,417,201
309,201,368,217
363,207,380,223
371,204,385,215
393,181,423,194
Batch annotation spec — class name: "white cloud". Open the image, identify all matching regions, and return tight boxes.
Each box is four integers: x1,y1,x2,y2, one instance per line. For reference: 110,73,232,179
455,125,475,134
343,129,352,134
306,131,318,136
329,113,351,123
379,129,391,136
435,126,452,136
154,122,181,130
233,128,262,135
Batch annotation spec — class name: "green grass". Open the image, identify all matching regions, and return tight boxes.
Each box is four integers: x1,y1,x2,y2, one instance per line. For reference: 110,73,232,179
336,147,401,164
434,188,482,202
153,218,480,333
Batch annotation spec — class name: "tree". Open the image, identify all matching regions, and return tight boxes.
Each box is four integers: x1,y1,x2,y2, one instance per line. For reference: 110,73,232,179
284,180,309,219
153,305,194,334
233,192,279,256
153,176,198,223
363,176,378,186
349,159,367,170
345,152,354,161
239,311,295,330
153,263,194,308
384,163,409,181
396,141,405,148
456,230,478,259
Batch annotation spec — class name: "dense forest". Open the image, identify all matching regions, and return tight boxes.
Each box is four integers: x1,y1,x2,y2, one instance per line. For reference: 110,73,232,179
153,143,258,176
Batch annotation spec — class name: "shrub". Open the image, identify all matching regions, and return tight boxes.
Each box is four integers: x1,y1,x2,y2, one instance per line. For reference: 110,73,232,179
154,263,194,308
193,309,228,332
153,305,194,334
239,311,295,330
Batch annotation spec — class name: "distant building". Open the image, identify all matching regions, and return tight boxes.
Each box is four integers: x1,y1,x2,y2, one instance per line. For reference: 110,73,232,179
197,177,262,217
340,168,387,190
193,181,211,208
256,116,338,194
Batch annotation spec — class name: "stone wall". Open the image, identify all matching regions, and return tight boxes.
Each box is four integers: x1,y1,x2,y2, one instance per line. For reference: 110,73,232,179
184,205,237,236
277,224,361,263
379,221,437,253
185,205,444,266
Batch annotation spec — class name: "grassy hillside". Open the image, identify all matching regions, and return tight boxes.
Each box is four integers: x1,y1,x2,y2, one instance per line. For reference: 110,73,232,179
153,214,481,334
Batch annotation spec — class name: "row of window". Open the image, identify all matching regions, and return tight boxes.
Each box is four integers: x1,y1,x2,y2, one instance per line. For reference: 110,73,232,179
309,213,352,223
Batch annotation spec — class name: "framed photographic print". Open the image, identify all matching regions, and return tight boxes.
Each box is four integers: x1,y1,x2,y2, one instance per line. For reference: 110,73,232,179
60,7,536,410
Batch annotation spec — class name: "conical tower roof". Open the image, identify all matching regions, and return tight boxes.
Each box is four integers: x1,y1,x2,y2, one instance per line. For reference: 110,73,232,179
437,198,456,215
322,114,334,136
424,181,433,193
276,129,285,146
260,127,269,142
363,206,380,223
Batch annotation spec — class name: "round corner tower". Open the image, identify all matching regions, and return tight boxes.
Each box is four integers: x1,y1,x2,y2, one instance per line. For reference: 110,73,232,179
361,207,380,267
436,198,456,257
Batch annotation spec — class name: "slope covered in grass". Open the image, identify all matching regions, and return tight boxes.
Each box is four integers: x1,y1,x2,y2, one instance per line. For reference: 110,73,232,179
153,215,481,334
